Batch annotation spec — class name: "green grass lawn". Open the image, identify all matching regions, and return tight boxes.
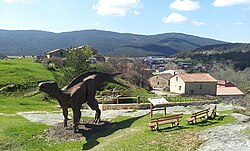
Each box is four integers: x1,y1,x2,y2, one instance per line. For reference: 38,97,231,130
0,58,54,88
0,94,58,114
0,111,236,151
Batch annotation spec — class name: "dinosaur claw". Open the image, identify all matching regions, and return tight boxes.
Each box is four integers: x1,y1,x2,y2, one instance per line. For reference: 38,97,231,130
92,119,100,124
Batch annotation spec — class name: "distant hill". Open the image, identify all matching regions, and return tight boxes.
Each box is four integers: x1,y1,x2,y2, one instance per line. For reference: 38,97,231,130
193,43,250,53
179,43,250,70
0,29,227,57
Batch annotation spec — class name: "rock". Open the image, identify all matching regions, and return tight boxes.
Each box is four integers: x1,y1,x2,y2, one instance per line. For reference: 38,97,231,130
231,113,250,123
197,123,250,151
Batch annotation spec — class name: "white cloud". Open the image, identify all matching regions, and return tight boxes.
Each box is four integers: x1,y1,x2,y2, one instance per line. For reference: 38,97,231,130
3,0,38,3
213,0,250,7
93,0,141,16
134,10,140,16
162,12,187,23
236,22,244,25
170,0,200,11
192,21,205,26
94,22,101,26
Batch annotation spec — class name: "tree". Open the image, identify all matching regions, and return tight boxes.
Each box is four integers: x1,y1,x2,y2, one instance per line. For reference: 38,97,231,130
55,46,93,86
106,57,152,90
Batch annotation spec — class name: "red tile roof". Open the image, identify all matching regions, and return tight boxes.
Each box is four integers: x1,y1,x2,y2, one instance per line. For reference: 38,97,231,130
178,73,217,83
217,87,244,96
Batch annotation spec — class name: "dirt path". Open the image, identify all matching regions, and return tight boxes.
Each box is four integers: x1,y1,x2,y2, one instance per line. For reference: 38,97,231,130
1,103,243,126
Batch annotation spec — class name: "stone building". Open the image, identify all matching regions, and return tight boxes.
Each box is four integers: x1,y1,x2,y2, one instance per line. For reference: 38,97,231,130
170,73,217,96
149,73,172,90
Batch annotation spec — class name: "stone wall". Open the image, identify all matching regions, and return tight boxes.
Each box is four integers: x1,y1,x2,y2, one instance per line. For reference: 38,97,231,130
99,100,218,110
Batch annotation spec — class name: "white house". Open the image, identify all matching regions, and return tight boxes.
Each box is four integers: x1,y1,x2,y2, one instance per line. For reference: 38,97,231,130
170,73,217,96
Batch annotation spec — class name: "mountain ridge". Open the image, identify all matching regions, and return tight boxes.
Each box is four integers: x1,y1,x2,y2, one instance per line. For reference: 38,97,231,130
0,29,228,56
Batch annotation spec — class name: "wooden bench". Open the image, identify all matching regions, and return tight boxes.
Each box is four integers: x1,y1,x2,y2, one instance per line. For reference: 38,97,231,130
186,108,209,124
208,105,217,119
147,114,183,130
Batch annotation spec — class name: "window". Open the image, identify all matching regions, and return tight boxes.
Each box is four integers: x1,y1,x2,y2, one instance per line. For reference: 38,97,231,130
190,90,194,95
157,82,160,85
199,84,202,89
176,76,178,81
179,86,181,91
60,51,64,56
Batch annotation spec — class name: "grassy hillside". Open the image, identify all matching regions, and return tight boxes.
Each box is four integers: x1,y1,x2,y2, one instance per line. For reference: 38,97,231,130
0,58,57,113
0,29,227,57
0,58,54,88
0,58,153,111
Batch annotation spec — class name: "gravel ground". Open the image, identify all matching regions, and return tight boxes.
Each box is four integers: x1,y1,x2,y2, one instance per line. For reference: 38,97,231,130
3,103,245,126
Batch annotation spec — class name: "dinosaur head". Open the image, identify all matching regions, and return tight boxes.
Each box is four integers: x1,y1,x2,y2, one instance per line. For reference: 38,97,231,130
38,82,59,94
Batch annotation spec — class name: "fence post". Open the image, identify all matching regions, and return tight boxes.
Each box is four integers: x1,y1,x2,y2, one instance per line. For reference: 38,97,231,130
116,96,119,104
137,96,140,104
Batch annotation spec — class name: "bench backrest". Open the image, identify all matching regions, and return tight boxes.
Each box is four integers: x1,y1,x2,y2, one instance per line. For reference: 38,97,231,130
210,105,217,112
192,108,209,117
151,114,183,123
208,105,217,115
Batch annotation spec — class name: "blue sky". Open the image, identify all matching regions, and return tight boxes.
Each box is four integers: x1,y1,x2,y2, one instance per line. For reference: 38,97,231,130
0,0,250,42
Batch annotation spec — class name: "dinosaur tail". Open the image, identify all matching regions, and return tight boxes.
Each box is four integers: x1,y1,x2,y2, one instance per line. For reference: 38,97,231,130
64,72,122,90
95,72,122,84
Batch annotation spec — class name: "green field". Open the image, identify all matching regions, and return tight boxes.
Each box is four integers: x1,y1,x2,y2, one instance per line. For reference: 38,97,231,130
0,58,54,87
0,58,237,150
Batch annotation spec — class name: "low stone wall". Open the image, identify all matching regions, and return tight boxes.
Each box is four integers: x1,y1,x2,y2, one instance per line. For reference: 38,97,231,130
164,100,218,107
99,100,218,110
99,103,150,110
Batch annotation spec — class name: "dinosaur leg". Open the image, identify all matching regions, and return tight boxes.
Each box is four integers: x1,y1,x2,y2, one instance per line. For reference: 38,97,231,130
62,108,71,127
72,107,81,133
87,99,101,124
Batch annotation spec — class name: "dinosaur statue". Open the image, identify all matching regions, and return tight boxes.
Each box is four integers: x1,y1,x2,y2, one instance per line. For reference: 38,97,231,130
38,72,121,133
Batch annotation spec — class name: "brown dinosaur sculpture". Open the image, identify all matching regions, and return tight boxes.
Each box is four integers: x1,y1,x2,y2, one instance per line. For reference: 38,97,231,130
38,72,121,133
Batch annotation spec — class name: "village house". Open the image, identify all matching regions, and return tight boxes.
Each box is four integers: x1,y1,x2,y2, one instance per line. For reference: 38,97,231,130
216,80,244,98
169,73,217,96
91,54,105,62
45,49,67,58
149,73,172,90
70,45,98,55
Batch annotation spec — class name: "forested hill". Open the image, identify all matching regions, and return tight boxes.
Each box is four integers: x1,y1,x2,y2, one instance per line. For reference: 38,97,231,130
193,43,250,53
179,43,250,70
0,29,227,57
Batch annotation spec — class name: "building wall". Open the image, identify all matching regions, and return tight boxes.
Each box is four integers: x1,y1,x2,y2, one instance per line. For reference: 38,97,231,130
149,76,169,89
170,75,217,96
46,50,67,58
185,82,217,96
169,75,185,94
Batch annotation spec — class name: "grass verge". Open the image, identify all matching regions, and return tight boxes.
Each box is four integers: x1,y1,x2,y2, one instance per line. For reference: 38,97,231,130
1,110,235,151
